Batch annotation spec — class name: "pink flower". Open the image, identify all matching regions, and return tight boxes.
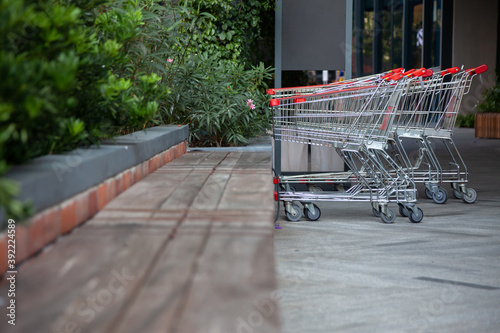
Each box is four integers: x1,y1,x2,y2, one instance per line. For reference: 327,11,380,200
246,99,253,106
168,58,173,63
249,104,255,109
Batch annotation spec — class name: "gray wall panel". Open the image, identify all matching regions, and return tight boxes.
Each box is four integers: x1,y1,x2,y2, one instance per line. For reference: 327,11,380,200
282,0,346,70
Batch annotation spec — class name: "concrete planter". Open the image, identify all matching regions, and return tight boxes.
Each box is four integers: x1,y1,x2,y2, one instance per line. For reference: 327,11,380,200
475,113,500,139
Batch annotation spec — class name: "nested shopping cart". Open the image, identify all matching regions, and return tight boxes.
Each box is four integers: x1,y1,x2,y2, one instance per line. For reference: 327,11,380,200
388,64,487,205
267,68,404,98
271,73,424,224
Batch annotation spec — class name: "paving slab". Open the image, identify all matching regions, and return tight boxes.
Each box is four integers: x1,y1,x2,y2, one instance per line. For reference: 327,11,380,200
0,150,278,333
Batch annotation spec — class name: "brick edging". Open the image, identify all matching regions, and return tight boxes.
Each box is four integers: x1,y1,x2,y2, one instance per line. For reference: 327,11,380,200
0,141,187,276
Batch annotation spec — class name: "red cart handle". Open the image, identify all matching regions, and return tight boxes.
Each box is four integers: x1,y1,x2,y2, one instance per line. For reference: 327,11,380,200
403,69,416,77
381,67,405,79
422,69,434,78
466,64,488,76
410,68,427,78
386,72,403,81
440,67,460,76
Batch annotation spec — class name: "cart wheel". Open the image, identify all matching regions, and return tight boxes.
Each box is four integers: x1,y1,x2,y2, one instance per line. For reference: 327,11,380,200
380,208,396,224
304,204,321,221
398,204,409,217
425,187,433,199
372,207,381,217
408,207,424,223
432,187,448,204
286,203,302,222
309,185,323,193
462,188,477,204
452,188,462,199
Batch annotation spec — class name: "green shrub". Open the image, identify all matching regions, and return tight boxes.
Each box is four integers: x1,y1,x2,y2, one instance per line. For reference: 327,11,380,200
0,0,274,223
163,54,273,146
0,0,169,221
456,113,475,128
476,85,500,113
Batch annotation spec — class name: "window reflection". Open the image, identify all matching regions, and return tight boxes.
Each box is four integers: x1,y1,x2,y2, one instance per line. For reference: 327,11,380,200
352,0,441,77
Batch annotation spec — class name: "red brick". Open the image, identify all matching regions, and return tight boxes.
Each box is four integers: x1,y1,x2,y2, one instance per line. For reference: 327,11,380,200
14,225,29,264
129,168,135,185
142,161,149,178
107,178,117,202
154,155,160,169
148,158,157,174
28,217,45,256
97,182,108,211
88,189,98,217
165,150,171,164
75,193,90,226
159,151,165,166
168,148,175,162
60,201,76,235
42,207,61,243
123,171,131,191
134,166,143,183
0,234,7,275
115,174,123,195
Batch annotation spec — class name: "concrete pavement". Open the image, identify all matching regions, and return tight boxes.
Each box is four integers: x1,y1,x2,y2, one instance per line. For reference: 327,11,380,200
274,128,500,333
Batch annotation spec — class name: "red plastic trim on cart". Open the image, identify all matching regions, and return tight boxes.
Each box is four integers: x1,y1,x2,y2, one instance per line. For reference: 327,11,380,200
269,84,380,106
422,69,434,78
466,64,488,76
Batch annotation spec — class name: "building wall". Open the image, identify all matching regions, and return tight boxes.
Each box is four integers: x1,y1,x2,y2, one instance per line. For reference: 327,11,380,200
453,0,498,114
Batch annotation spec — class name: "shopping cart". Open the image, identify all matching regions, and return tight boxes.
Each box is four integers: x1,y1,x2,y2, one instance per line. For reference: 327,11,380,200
388,65,487,205
267,68,404,98
271,72,424,224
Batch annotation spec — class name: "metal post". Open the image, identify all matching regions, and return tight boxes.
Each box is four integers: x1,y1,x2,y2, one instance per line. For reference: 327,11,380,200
441,0,453,69
274,0,282,176
402,0,412,69
275,0,282,89
354,0,365,77
373,0,383,73
345,0,353,79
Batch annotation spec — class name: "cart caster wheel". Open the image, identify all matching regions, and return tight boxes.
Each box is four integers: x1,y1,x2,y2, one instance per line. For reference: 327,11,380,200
380,208,396,224
399,204,409,217
425,187,433,199
453,188,462,199
432,187,447,204
372,207,381,217
408,207,424,223
462,188,477,204
308,185,323,193
286,203,302,222
304,204,321,221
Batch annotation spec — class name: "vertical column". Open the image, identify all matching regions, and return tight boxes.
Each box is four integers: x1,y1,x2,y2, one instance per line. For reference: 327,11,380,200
441,0,453,69
345,0,353,79
373,0,383,73
275,0,282,89
354,0,365,77
402,0,412,69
